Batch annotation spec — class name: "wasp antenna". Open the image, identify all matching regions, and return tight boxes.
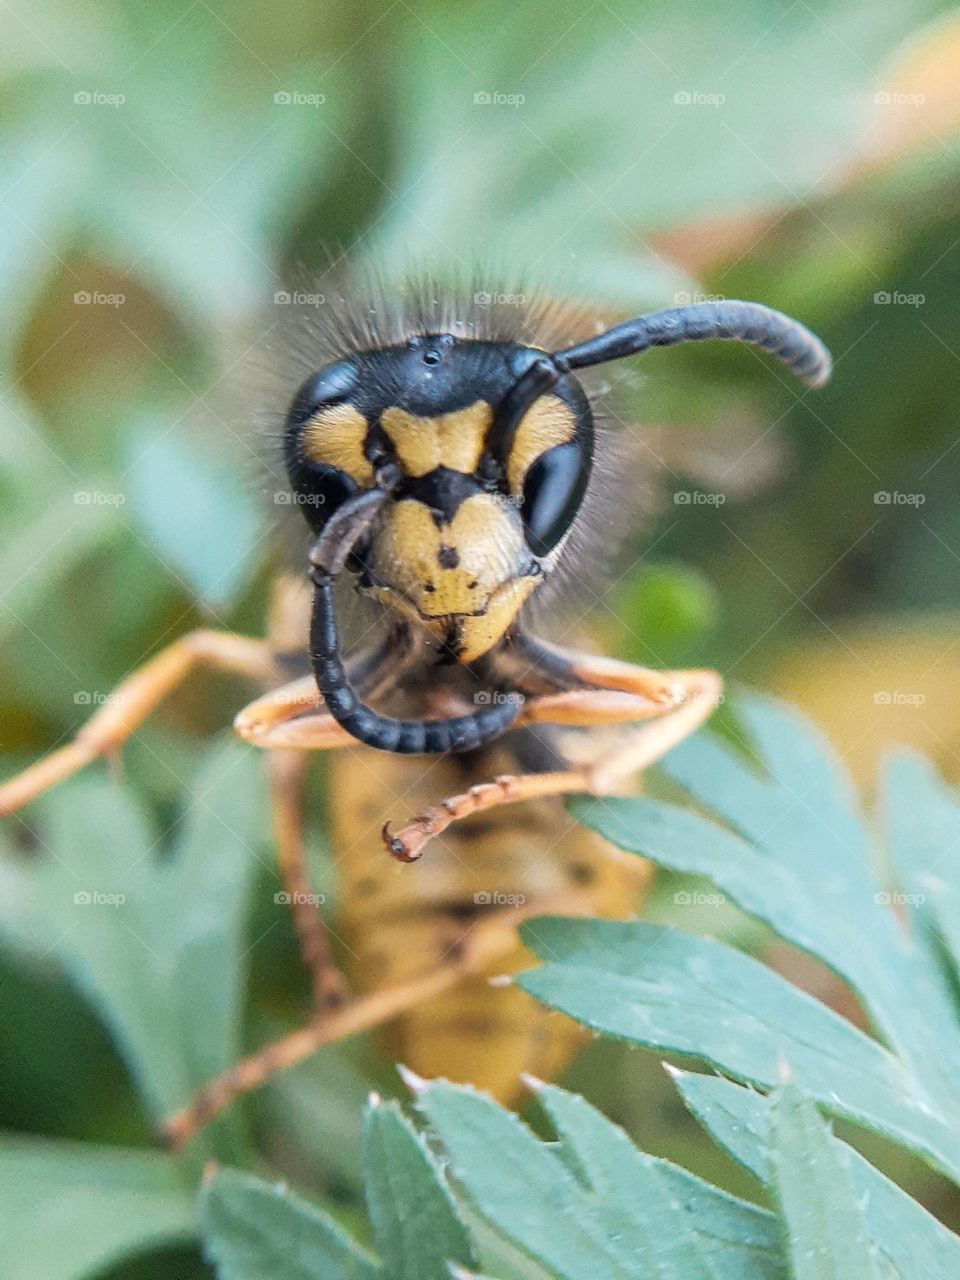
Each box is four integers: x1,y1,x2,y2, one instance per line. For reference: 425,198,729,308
486,353,564,460
309,490,521,754
554,299,832,389
308,488,390,576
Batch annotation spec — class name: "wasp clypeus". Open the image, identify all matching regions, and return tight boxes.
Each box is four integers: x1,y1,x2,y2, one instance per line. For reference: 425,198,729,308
0,281,831,1146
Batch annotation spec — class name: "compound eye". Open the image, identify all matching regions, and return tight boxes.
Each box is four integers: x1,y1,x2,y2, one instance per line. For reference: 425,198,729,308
287,360,359,426
284,360,363,534
521,440,589,557
288,463,359,535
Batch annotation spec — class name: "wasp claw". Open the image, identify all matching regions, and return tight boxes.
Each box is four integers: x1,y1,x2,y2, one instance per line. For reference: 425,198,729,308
382,821,422,863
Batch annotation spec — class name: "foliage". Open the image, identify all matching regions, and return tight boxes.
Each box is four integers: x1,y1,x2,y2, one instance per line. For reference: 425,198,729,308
4,0,960,1276
3,697,960,1277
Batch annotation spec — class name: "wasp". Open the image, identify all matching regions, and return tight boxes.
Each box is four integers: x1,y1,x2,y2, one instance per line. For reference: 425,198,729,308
0,283,830,1145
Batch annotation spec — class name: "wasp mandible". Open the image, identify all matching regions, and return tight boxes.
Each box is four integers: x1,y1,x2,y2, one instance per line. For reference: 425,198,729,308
0,286,831,1143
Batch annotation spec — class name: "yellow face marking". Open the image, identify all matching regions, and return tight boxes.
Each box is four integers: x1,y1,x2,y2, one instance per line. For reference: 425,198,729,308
506,395,576,494
456,576,538,662
366,493,540,658
302,404,374,487
381,401,492,478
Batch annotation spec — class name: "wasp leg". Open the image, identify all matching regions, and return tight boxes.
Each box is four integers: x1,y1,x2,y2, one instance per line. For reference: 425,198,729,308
382,668,722,861
160,891,578,1150
0,632,274,816
268,748,349,1015
501,629,688,705
381,768,586,862
236,632,416,1007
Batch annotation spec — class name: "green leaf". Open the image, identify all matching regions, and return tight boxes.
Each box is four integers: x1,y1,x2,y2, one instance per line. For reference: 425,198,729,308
531,1082,785,1280
516,916,960,1181
769,1087,882,1280
124,423,265,608
0,739,269,1161
373,0,938,306
0,1134,195,1280
201,1166,380,1280
674,1070,960,1280
884,752,960,991
572,694,960,1100
0,478,124,644
415,1078,783,1279
363,1095,475,1280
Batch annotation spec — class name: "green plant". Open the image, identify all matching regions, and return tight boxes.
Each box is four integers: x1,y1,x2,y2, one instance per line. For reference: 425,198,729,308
4,695,960,1278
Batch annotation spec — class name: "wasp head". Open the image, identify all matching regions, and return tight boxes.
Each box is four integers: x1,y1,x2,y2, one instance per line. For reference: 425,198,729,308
284,333,593,661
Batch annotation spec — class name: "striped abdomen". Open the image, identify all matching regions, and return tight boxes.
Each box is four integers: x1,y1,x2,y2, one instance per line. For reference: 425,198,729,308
330,736,645,1103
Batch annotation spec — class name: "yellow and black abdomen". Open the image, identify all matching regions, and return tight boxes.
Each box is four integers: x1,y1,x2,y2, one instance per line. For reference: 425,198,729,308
330,737,645,1103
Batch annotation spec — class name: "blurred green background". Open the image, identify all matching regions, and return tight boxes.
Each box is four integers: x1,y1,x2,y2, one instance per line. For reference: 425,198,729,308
4,0,960,1275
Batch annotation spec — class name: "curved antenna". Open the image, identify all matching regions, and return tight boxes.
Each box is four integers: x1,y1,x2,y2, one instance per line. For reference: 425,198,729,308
308,491,521,754
486,299,831,467
555,299,832,388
